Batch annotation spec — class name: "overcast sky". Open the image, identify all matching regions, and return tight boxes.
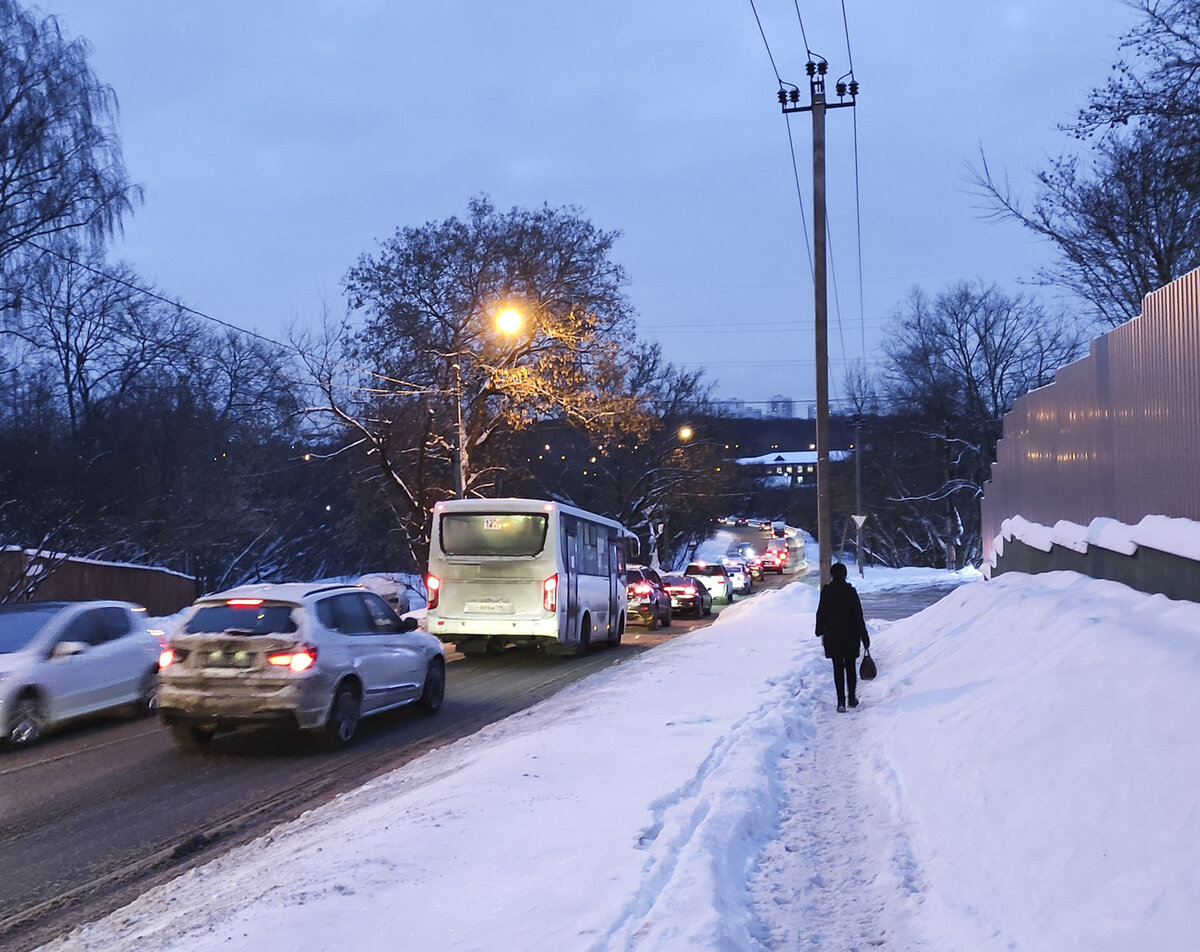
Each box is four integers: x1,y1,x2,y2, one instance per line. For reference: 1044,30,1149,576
39,0,1141,412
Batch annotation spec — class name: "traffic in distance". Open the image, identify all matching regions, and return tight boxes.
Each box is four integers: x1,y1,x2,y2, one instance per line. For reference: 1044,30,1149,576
1,499,806,752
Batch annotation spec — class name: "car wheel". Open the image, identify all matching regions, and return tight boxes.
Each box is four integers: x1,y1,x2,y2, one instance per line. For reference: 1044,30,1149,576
7,693,43,746
321,683,361,749
662,602,672,627
418,657,446,714
702,598,712,617
646,606,659,631
168,723,213,750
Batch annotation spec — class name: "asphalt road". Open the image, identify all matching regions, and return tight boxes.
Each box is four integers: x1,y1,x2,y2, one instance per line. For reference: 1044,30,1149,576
0,643,650,951
0,543,955,952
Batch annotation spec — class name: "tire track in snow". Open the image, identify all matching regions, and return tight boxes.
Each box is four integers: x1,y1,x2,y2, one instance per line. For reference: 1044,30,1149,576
590,668,812,951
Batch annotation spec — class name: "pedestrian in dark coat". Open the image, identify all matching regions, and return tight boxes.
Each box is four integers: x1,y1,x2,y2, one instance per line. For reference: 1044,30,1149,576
815,561,870,712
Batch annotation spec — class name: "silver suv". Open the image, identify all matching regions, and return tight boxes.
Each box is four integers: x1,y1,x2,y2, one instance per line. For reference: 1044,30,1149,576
158,583,445,749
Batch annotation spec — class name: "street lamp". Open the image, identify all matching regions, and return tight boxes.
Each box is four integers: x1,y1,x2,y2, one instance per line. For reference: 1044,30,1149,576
453,305,525,498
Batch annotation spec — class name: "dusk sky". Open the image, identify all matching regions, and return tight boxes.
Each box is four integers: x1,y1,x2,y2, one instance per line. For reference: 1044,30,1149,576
41,1,1141,411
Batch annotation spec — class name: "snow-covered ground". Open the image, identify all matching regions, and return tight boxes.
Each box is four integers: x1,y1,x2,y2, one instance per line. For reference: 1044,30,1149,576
38,535,1200,951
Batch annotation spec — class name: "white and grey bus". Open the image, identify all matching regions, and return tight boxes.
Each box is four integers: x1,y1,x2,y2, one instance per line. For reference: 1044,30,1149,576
424,498,638,657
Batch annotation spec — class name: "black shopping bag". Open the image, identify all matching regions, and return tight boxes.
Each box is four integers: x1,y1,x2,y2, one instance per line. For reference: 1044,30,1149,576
859,650,877,680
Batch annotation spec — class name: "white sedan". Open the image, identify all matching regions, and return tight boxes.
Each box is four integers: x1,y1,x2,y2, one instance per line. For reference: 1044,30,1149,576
1,601,162,746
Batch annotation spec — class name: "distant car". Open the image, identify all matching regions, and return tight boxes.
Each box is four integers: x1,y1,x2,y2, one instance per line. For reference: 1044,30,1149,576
684,561,734,604
661,574,713,617
1,600,162,747
760,546,787,574
757,519,773,533
625,565,672,630
731,543,764,580
722,558,753,595
157,582,446,750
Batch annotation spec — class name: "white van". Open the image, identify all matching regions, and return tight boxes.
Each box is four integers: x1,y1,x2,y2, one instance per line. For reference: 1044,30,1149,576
425,498,638,657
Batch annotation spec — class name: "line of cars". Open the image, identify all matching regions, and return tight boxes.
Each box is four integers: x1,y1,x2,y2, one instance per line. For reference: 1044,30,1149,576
5,539,802,750
623,549,768,631
1,582,446,753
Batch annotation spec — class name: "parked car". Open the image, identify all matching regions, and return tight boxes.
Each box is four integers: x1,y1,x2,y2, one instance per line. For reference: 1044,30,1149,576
625,565,672,630
1,601,162,747
722,558,753,595
684,561,735,603
661,574,713,617
157,583,445,750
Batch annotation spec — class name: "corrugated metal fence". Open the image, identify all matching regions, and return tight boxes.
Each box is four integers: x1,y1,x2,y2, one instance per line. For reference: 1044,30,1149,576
982,266,1200,562
0,549,200,616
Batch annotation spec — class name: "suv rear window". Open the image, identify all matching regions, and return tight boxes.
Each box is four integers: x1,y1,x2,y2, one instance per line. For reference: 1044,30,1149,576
686,564,727,578
186,604,299,636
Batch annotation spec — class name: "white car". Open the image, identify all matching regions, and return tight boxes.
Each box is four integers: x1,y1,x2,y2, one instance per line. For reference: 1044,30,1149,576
158,582,446,750
722,559,753,595
684,561,735,604
1,600,162,747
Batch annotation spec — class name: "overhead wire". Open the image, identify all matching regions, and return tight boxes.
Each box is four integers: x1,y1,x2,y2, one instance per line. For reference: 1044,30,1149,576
9,237,441,397
834,0,867,364
749,0,815,280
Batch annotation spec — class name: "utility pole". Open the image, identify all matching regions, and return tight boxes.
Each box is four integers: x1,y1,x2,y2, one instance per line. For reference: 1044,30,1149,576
778,60,858,585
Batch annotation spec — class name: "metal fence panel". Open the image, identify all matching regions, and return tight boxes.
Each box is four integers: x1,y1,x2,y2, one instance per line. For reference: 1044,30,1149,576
982,267,1200,561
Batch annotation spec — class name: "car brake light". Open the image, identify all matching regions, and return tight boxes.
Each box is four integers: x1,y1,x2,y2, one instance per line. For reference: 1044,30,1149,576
631,581,651,596
159,647,176,668
226,598,264,607
543,574,558,612
425,574,441,610
267,645,318,672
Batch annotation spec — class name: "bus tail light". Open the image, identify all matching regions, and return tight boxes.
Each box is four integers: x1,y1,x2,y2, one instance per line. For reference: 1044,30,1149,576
543,574,559,612
426,574,441,610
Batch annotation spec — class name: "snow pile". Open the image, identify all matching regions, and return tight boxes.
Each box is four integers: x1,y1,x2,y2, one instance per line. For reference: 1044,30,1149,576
40,564,1200,951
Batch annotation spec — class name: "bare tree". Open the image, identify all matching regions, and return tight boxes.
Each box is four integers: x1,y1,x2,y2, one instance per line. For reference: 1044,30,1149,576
876,282,1084,565
323,197,647,562
0,241,200,436
1074,0,1200,135
973,122,1200,327
0,0,139,272
974,1,1200,328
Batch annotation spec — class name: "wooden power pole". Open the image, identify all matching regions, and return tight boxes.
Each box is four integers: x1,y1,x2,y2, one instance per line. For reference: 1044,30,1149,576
778,60,858,584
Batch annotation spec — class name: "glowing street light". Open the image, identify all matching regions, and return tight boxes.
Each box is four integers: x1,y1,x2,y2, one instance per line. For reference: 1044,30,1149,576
495,307,523,335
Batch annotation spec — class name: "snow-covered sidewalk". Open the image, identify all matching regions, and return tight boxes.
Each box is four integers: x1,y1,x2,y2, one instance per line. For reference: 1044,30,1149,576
38,560,1200,951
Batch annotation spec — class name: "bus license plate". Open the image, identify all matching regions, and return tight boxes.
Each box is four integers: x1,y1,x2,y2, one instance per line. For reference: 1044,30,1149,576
466,601,512,614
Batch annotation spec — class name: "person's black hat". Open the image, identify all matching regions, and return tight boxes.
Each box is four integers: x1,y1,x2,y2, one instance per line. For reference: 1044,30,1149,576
830,562,848,580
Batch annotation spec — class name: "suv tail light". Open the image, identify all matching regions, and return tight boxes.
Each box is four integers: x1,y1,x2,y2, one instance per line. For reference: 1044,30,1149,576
425,573,441,610
630,581,651,596
267,645,318,672
543,574,558,612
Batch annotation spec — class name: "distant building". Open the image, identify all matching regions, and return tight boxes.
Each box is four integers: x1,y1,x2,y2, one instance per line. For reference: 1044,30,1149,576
714,398,763,419
768,395,795,418
735,449,851,488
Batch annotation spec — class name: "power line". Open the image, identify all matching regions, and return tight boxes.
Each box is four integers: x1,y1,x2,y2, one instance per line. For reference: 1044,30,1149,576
8,237,439,396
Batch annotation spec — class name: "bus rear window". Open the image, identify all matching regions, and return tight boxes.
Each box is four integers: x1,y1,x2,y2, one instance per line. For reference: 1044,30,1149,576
439,513,549,557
